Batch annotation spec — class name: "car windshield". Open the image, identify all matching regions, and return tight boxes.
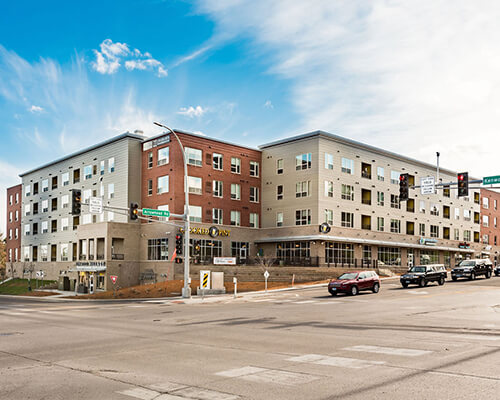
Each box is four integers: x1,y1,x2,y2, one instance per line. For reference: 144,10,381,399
459,261,475,267
338,273,358,280
409,267,426,273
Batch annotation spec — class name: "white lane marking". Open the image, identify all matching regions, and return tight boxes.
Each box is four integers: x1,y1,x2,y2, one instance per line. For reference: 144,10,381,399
288,354,326,363
274,299,292,303
173,387,240,400
241,369,319,386
448,334,499,341
288,354,384,369
344,345,432,357
128,305,147,308
253,299,274,302
408,291,429,295
294,300,317,304
155,394,187,400
216,366,267,377
148,382,187,393
2,312,27,316
117,387,159,400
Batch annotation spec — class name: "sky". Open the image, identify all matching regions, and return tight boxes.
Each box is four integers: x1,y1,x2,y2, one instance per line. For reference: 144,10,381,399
2,0,500,234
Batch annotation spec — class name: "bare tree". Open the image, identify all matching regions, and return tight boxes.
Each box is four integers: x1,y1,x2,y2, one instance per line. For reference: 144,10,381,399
254,254,276,272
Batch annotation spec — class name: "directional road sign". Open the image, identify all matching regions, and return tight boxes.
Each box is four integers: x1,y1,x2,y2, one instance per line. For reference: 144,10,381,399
483,175,500,185
420,176,435,195
142,208,170,218
264,270,270,279
89,197,103,214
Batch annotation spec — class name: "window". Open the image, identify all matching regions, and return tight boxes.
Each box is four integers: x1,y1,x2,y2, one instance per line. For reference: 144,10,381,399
189,205,202,222
296,181,310,197
108,183,115,199
107,211,114,221
464,230,471,241
325,181,334,197
377,167,384,181
51,176,58,189
361,189,371,205
231,183,241,200
483,215,489,227
230,210,241,226
341,212,354,228
430,204,439,216
62,172,69,186
325,153,334,170
15,228,18,239
62,194,69,208
213,153,223,170
406,221,415,235
361,215,371,230
454,208,460,220
9,195,12,205
276,159,284,174
277,241,310,259
430,225,439,238
474,192,480,204
108,157,115,173
390,219,400,233
9,212,12,223
276,212,283,227
250,213,259,228
341,184,354,201
24,224,30,236
84,165,92,180
464,209,471,221
147,152,153,168
495,199,498,210
190,239,222,258
391,170,400,185
157,176,169,194
158,205,170,222
231,242,250,259
83,189,91,204
212,208,223,224
213,181,223,197
41,179,48,192
100,160,105,175
61,218,69,231
15,193,19,203
24,204,31,216
483,197,489,209
495,217,497,228
361,162,371,179
82,214,91,225
295,209,312,225
33,202,38,215
378,247,401,266
454,228,460,241
418,200,425,214
41,221,48,234
147,238,169,261
60,244,69,261
390,194,400,209
147,179,153,196
25,184,31,197
325,243,354,264
377,191,384,206
296,153,312,170
250,161,259,177
188,176,202,194
419,223,425,236
341,158,354,174
158,147,169,166
483,234,489,244
231,157,241,173
23,246,30,262
277,185,284,200
325,209,333,225
250,187,259,203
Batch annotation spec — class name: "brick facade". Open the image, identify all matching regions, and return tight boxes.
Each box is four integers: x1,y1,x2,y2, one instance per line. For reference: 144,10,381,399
6,184,22,263
480,188,500,262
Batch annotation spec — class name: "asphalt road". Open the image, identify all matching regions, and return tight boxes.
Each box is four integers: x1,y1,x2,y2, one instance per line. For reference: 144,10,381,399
1,276,499,400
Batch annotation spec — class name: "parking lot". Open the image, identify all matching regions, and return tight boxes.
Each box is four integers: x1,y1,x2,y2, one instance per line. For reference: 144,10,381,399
1,275,499,399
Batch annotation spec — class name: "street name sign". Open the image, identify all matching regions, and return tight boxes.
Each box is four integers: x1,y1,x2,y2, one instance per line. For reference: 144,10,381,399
89,197,103,214
420,176,435,195
483,175,500,185
142,208,170,218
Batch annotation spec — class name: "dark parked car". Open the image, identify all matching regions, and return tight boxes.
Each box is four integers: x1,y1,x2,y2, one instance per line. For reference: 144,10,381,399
400,264,447,288
451,259,492,281
328,271,380,296
495,265,500,277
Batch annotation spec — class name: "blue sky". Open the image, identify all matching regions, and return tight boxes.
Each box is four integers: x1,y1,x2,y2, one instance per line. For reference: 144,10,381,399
2,1,500,233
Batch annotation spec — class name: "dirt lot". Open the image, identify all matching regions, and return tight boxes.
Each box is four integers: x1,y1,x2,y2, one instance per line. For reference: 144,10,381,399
70,279,329,300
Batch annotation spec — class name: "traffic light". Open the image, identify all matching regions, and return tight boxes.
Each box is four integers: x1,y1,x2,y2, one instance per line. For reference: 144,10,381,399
399,173,409,201
175,234,183,256
457,172,469,197
130,203,139,220
71,189,81,215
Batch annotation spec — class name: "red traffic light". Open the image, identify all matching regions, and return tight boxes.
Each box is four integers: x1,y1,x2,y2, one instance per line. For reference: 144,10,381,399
458,174,464,181
175,234,182,240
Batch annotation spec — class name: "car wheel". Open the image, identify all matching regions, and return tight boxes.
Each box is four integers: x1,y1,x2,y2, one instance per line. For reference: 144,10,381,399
350,286,358,296
439,277,445,285
330,291,337,296
401,282,408,288
419,278,426,288
372,282,380,293
486,271,491,279
470,272,476,281
452,277,458,281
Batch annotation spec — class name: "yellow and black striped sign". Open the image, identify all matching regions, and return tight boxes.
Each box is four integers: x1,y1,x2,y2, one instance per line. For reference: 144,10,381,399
202,273,209,288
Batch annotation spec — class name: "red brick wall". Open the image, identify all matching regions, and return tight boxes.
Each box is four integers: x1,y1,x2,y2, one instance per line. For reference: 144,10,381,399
6,184,22,262
480,188,500,248
141,132,261,227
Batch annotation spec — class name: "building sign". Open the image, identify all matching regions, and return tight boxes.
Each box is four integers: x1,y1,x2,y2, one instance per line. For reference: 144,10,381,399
143,135,171,151
214,257,237,265
458,242,470,249
319,223,331,233
76,261,106,267
180,226,230,237
419,238,437,246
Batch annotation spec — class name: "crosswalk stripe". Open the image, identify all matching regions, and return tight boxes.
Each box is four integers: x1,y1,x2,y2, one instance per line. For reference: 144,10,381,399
287,354,385,369
294,300,317,304
344,345,432,357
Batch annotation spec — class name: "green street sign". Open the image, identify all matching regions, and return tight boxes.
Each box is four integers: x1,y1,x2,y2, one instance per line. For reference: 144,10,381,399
483,175,500,185
142,208,170,217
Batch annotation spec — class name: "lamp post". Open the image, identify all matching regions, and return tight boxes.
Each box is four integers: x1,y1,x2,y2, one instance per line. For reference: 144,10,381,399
153,122,191,298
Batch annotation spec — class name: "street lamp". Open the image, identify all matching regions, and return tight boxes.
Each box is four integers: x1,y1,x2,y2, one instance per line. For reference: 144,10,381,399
153,122,191,298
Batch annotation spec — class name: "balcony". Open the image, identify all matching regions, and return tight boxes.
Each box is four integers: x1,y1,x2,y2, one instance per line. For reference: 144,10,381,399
96,254,105,260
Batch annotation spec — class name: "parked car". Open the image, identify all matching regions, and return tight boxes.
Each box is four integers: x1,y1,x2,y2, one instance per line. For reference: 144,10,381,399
328,271,380,296
495,265,500,277
451,259,493,281
400,264,447,288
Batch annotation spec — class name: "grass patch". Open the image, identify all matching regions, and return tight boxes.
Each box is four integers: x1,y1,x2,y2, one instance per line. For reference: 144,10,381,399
0,278,57,295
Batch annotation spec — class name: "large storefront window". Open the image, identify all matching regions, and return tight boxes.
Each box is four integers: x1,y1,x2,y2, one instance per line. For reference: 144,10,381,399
443,251,451,268
231,242,250,261
276,242,310,259
325,243,354,264
190,239,222,258
378,247,401,266
420,249,439,265
148,238,169,260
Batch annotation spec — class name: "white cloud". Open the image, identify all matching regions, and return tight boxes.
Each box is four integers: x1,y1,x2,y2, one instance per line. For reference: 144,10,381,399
172,45,213,68
193,130,207,136
264,100,273,109
195,1,500,176
92,39,167,77
177,105,208,118
29,105,43,113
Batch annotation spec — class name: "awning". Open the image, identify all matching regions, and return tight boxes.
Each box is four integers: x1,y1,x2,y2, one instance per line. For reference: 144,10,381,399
254,234,476,253
69,266,107,272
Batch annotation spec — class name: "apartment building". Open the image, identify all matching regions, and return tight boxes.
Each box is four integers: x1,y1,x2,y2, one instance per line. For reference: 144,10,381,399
480,188,500,264
257,131,481,268
5,184,22,267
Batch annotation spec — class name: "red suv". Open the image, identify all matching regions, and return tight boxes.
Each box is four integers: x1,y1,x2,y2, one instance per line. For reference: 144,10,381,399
328,271,380,296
